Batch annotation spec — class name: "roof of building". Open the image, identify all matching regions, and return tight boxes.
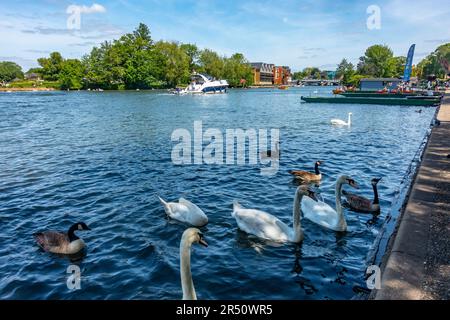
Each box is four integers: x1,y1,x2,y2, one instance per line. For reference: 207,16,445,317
250,62,274,68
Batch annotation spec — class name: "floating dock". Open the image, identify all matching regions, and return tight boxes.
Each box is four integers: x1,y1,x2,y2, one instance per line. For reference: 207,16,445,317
301,96,440,106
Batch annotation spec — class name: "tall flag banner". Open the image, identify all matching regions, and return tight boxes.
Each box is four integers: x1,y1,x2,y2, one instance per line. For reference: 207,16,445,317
403,44,415,82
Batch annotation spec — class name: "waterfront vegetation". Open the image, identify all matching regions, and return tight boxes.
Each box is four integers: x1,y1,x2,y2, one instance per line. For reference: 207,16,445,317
0,23,449,90
293,43,450,87
1,23,253,90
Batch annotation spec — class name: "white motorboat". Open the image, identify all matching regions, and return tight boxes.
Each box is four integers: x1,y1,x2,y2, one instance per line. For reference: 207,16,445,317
175,73,228,94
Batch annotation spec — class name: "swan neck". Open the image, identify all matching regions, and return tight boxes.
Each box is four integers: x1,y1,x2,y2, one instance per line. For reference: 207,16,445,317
180,238,196,300
292,189,303,242
335,179,346,227
372,183,379,204
348,114,351,126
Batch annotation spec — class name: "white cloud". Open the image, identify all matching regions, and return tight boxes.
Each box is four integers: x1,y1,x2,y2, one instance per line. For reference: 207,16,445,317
384,0,450,24
66,3,106,15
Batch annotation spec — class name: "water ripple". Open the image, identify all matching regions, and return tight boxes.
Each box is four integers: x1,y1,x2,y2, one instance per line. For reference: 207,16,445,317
0,88,435,299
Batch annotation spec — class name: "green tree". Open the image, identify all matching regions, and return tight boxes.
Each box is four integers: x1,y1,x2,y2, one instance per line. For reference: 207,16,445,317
391,56,406,78
198,49,225,78
118,23,166,89
416,43,450,79
180,43,199,72
357,45,396,77
82,23,165,89
336,58,355,85
83,42,120,89
155,41,190,87
292,71,303,80
0,61,23,83
59,59,84,90
38,52,64,80
223,53,253,87
348,74,367,88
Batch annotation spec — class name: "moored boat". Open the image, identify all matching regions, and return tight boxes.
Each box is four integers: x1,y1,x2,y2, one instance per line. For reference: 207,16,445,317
175,73,228,94
301,96,440,106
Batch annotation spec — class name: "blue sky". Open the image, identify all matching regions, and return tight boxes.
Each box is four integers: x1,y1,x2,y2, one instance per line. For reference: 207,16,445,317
1,0,449,71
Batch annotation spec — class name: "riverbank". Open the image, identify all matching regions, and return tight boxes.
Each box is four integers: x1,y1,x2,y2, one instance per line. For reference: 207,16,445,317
373,92,450,300
0,87,56,92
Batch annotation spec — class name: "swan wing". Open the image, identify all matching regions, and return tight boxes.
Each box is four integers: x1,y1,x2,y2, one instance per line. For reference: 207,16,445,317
233,208,290,242
301,196,339,230
178,198,208,226
331,119,346,125
165,201,206,227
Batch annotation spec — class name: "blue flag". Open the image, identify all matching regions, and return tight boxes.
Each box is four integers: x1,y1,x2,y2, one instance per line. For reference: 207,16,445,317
403,44,415,82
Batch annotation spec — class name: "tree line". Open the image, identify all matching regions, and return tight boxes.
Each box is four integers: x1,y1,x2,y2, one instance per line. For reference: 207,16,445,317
293,44,450,87
1,27,449,89
2,23,253,90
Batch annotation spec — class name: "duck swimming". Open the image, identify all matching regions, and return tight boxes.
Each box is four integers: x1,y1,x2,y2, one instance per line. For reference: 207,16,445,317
34,222,91,255
289,160,323,183
343,178,382,214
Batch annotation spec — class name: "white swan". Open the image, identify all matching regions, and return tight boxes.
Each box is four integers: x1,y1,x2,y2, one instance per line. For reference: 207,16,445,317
331,112,352,126
301,175,358,232
180,228,208,300
158,196,208,226
231,186,317,243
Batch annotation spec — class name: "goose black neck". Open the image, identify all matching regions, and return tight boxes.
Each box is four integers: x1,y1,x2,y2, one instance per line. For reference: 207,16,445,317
68,224,80,242
314,163,320,175
372,183,379,204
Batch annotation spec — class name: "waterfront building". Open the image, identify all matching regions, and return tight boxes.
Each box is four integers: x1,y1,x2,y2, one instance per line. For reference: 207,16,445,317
273,66,283,85
250,62,274,85
251,63,291,86
324,70,337,80
24,73,42,81
281,66,291,85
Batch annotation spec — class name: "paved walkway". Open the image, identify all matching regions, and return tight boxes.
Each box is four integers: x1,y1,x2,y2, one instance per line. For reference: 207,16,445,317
375,94,450,299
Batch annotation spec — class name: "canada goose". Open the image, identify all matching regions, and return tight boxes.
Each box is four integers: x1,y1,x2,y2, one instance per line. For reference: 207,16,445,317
33,222,91,255
343,178,382,213
331,112,352,126
158,196,208,226
180,228,208,300
289,161,323,182
301,175,359,232
231,186,317,243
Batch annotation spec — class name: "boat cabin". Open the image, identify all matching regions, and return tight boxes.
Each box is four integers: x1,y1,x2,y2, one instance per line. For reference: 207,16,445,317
360,78,402,91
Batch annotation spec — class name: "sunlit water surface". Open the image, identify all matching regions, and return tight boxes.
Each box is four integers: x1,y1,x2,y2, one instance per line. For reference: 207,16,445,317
0,87,435,299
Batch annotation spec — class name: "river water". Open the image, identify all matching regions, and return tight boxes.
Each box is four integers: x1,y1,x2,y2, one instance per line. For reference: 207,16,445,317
0,87,435,299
